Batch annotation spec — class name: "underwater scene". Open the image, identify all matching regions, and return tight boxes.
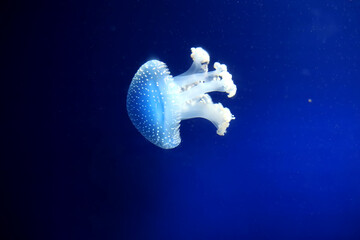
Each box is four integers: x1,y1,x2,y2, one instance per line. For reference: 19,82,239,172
2,0,360,239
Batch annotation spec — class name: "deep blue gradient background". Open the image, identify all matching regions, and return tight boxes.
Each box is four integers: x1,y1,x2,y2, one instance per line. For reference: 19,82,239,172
2,0,360,239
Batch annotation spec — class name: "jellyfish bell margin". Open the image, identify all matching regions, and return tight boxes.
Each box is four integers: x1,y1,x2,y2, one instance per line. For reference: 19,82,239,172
126,47,237,149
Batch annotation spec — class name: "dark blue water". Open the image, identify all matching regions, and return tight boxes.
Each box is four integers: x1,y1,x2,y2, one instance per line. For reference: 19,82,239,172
2,0,360,239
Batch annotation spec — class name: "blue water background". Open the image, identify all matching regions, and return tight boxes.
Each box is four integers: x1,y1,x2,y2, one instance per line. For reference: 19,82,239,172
2,0,360,239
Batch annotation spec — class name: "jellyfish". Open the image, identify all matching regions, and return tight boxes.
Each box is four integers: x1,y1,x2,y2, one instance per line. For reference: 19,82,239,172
126,47,237,149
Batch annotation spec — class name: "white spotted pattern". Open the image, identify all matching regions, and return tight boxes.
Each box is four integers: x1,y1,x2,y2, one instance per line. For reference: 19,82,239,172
127,60,181,149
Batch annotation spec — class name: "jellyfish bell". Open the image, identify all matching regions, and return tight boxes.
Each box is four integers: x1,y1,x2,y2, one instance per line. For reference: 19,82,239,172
126,47,237,149
126,60,181,149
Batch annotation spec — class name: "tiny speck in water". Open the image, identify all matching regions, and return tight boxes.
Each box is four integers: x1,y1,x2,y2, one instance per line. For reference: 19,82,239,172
308,99,312,103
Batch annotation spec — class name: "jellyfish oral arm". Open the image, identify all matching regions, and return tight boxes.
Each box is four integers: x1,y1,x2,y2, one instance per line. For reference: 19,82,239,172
172,47,237,136
175,63,237,99
179,94,235,136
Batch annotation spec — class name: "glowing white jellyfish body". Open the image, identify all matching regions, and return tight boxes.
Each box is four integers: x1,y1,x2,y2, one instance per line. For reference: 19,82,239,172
127,47,237,149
